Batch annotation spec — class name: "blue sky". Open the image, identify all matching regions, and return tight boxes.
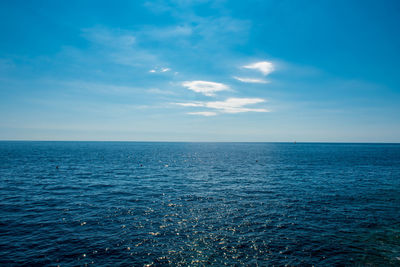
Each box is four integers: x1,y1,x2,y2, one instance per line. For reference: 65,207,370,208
1,0,400,142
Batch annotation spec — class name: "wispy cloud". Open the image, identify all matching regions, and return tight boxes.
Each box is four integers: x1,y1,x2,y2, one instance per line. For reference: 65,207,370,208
233,76,269,84
146,88,176,95
176,97,269,115
81,27,159,67
58,80,140,95
243,61,274,76
182,80,229,96
81,27,136,49
141,25,193,40
187,111,217,116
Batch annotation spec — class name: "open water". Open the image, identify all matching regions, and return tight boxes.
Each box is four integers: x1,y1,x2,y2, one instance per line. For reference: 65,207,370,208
0,142,400,266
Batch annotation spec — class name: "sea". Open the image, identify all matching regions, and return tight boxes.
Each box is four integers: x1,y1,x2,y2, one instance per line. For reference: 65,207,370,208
0,141,399,266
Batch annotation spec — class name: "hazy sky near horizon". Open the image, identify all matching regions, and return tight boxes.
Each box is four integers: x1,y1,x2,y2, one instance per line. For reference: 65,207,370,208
1,0,400,142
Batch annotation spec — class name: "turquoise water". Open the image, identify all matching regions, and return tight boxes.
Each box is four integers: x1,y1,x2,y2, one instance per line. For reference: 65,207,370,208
1,142,400,265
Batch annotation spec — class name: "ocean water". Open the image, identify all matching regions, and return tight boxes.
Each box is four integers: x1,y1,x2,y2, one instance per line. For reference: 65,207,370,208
0,142,400,266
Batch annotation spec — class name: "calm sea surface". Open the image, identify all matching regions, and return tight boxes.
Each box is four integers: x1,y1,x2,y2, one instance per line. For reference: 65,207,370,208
0,142,399,266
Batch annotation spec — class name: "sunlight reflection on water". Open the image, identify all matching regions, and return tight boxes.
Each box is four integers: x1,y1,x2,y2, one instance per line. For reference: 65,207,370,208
0,142,400,265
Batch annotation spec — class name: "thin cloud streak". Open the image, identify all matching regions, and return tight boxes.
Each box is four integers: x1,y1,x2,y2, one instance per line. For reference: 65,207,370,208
176,97,269,115
187,111,217,116
176,102,204,107
233,76,269,84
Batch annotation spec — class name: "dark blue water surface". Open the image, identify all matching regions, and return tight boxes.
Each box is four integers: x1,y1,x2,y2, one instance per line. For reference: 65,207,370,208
1,142,400,266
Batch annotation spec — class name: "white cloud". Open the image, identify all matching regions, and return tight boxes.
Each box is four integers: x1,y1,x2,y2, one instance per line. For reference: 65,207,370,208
243,61,274,76
188,111,217,116
233,76,269,84
149,67,171,73
182,80,229,96
175,97,269,115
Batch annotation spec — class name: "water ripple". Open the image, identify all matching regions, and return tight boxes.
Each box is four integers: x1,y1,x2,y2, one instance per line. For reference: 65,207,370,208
0,142,400,265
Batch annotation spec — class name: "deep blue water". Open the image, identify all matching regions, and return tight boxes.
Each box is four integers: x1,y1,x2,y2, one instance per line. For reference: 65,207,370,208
0,142,400,266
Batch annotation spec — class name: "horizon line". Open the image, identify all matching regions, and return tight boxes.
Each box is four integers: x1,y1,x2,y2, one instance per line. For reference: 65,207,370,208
0,140,399,144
